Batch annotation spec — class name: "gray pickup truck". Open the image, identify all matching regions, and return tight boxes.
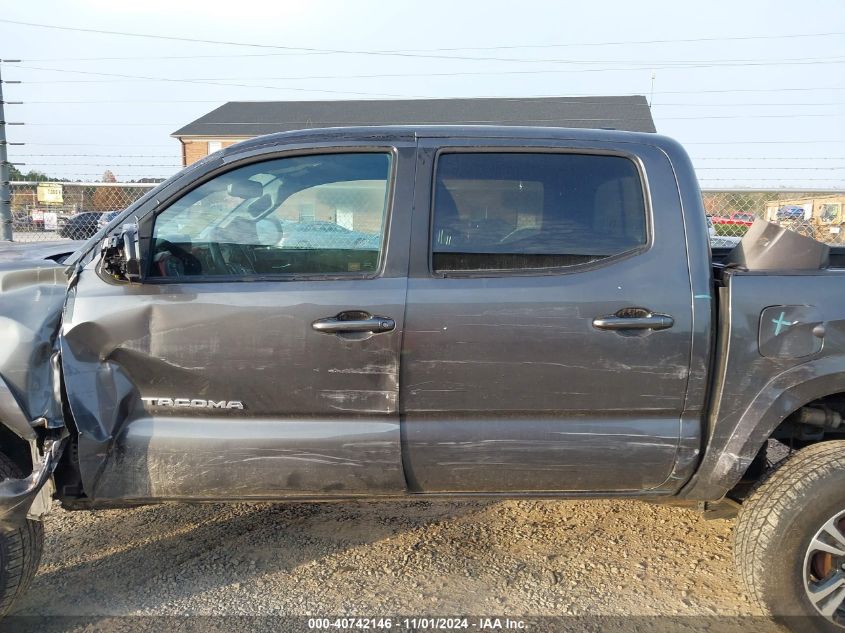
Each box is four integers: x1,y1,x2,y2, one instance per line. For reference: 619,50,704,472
1,126,845,630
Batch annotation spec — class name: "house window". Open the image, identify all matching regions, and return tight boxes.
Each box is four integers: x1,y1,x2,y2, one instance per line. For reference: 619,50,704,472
207,141,223,153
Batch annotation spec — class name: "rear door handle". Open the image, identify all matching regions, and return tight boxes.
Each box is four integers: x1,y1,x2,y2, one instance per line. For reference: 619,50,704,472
592,312,674,331
312,314,395,334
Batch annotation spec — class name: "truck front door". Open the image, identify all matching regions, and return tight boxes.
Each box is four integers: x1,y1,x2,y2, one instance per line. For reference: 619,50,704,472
61,146,414,501
400,139,695,493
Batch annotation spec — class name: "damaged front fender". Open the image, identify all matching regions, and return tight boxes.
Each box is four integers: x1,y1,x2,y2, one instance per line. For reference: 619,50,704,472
0,245,73,528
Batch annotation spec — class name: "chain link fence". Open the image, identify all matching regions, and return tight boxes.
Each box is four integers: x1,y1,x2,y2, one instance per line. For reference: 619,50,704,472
8,181,156,243
702,190,845,245
6,182,845,247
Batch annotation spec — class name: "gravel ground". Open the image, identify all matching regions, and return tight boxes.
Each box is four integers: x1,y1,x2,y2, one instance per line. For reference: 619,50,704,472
9,498,787,632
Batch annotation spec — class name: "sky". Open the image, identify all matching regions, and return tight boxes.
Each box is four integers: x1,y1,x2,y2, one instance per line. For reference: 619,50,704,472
0,0,843,188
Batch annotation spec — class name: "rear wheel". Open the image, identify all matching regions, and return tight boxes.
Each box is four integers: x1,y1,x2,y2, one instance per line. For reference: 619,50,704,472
0,452,44,617
735,440,845,632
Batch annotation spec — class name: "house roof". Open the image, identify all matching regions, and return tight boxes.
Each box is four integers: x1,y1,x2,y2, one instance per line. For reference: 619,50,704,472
171,96,656,138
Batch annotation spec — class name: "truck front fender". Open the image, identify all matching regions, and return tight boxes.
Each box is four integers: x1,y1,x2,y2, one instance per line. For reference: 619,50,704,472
0,252,72,528
680,355,845,500
0,375,37,442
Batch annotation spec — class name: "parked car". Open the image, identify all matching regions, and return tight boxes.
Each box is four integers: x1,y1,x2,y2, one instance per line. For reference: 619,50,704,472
777,205,807,221
57,212,102,240
2,127,845,630
711,211,755,226
97,210,122,231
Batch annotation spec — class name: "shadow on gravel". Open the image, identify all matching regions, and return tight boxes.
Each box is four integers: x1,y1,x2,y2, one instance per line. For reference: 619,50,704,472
13,499,496,617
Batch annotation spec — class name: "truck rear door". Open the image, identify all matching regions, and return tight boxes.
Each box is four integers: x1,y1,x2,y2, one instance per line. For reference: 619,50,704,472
61,144,415,501
400,136,695,493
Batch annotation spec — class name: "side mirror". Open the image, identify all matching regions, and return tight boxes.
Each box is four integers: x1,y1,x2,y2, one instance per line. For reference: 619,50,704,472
101,223,142,282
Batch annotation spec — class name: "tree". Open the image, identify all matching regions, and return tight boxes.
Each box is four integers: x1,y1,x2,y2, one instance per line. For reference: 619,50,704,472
91,185,133,212
8,168,58,182
101,170,117,183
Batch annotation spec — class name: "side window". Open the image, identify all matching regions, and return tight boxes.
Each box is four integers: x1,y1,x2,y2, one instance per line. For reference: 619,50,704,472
431,152,647,273
150,152,392,278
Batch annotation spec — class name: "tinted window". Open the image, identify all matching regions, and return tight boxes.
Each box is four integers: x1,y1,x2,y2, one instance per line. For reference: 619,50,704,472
151,153,391,278
431,153,647,272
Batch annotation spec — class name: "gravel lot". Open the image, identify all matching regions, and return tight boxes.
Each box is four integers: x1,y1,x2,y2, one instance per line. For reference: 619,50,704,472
10,498,786,632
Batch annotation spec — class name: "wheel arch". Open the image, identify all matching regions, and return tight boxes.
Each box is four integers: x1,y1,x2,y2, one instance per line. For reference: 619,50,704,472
681,357,845,500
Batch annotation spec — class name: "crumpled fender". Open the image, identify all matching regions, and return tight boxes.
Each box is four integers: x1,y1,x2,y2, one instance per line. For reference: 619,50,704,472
0,252,71,527
680,355,845,500
0,375,36,441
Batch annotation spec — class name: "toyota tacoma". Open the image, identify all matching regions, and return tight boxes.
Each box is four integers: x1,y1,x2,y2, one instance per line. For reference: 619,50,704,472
1,126,844,630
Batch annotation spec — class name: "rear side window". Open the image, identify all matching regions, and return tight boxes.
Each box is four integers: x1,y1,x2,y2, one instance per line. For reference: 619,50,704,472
431,152,647,273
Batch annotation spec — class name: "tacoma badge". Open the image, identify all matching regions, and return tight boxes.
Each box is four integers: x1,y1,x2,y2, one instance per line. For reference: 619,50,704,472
141,397,245,410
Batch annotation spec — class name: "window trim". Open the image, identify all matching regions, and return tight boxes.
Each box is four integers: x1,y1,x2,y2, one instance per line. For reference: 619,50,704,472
143,146,398,284
427,147,654,279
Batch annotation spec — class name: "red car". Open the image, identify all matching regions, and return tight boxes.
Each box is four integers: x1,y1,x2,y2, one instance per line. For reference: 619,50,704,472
710,212,755,226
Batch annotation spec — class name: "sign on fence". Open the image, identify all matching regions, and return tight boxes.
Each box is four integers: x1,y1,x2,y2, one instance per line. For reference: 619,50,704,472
36,183,63,204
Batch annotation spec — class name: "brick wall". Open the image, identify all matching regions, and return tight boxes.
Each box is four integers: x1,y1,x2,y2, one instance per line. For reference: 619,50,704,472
179,138,251,165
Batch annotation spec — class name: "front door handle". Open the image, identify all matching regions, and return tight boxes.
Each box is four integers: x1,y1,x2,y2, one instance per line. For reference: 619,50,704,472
312,314,395,334
592,311,674,331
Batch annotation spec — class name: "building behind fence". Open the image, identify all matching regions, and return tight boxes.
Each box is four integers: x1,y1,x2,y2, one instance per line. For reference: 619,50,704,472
7,181,845,245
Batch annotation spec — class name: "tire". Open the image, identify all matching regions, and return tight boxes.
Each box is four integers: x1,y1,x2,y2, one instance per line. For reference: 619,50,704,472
0,453,44,617
735,440,845,632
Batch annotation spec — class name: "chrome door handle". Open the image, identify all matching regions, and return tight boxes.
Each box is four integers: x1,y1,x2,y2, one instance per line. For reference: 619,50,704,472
312,314,395,334
592,312,674,331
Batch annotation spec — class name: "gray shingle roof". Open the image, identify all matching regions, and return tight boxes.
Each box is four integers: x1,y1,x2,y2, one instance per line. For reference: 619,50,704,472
172,96,655,138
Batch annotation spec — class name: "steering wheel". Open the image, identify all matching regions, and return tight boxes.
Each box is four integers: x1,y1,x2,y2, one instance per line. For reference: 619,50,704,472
154,240,203,275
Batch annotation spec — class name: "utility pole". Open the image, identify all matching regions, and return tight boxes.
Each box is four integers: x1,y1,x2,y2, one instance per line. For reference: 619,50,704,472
0,59,22,242
648,72,656,108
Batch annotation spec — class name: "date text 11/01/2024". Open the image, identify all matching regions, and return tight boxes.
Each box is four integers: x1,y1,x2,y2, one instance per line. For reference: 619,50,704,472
307,618,526,630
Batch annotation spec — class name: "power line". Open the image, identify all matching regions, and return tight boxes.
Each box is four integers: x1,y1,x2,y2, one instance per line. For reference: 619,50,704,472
12,88,845,102
14,58,845,86
17,51,844,66
652,102,845,107
10,99,845,107
16,113,842,126
19,163,180,167
695,167,845,170
27,164,839,170
698,177,845,180
20,143,176,147
692,157,845,160
14,153,178,158
1,18,843,60
470,87,845,99
10,65,417,98
20,163,844,170
686,140,845,144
